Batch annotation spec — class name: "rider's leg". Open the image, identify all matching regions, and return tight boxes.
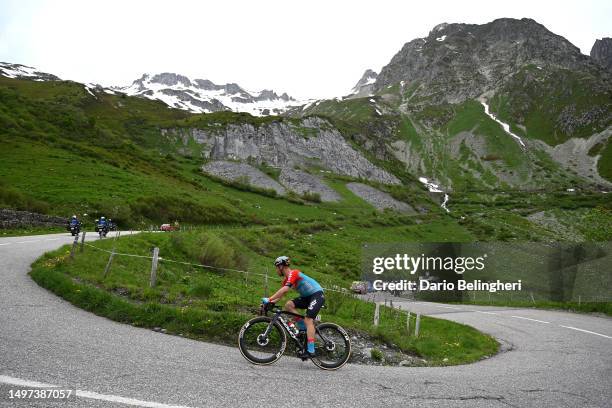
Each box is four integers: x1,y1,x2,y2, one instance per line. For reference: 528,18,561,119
304,317,315,353
284,300,297,313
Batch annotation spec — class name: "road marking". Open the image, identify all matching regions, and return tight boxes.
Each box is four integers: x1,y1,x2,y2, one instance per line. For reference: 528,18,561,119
438,305,463,310
560,325,612,339
0,243,11,246
511,316,550,324
45,238,60,241
0,375,197,408
15,240,39,244
476,311,498,315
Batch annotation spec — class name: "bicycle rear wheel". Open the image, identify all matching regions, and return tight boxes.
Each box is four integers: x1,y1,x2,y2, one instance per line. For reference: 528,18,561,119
311,322,351,370
238,316,287,365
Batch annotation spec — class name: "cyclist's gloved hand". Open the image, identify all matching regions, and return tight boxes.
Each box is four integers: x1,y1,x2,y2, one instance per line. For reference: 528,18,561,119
261,297,270,304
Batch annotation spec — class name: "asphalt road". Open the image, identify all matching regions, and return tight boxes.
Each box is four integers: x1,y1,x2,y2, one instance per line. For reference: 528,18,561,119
1,232,611,408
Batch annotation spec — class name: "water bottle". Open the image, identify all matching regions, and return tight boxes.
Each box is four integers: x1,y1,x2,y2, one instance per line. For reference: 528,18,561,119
287,321,299,336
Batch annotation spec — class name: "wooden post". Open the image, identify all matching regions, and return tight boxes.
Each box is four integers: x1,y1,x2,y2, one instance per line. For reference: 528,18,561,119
406,311,411,333
69,234,79,259
79,231,86,252
530,292,535,305
415,314,421,337
149,247,159,288
373,303,380,326
578,295,581,306
264,269,269,297
103,250,116,278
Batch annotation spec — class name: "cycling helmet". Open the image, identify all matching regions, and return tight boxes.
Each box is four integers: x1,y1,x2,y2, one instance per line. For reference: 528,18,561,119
72,215,77,219
101,216,106,220
274,256,290,267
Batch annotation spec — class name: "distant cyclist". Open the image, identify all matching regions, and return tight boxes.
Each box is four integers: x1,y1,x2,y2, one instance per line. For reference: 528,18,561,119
262,256,324,358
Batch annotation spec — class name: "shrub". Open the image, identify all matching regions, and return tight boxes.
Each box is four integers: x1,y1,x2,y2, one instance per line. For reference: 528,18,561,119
370,348,383,361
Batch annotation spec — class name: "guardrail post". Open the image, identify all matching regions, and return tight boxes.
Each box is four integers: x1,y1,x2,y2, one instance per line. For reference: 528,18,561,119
406,311,411,334
373,303,380,326
80,231,86,252
103,250,116,278
69,234,79,259
415,314,421,337
150,247,160,288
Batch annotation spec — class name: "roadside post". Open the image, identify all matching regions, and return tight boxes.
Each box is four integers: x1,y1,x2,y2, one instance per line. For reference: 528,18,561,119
150,247,160,288
80,231,86,252
415,314,421,337
103,250,116,278
373,303,380,326
70,234,79,259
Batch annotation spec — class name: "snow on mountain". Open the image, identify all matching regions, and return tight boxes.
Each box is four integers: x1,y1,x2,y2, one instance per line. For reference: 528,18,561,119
115,72,304,116
347,69,378,98
0,62,60,81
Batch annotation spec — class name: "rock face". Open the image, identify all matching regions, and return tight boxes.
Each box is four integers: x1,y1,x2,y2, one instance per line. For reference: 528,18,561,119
346,183,414,213
201,161,286,195
182,117,400,185
278,168,340,202
0,209,65,229
374,18,599,104
591,38,612,70
116,72,302,116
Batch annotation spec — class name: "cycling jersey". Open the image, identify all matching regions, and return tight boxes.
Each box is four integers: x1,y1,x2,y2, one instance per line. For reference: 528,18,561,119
282,269,323,297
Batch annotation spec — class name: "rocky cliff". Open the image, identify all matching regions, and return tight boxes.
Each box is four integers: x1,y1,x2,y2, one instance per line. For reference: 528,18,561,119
591,38,612,70
165,117,400,185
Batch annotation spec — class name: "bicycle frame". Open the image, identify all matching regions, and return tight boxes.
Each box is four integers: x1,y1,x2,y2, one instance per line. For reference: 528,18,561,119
262,308,331,350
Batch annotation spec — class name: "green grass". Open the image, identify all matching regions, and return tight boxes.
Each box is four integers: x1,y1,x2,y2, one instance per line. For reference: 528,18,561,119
30,229,499,365
490,65,612,146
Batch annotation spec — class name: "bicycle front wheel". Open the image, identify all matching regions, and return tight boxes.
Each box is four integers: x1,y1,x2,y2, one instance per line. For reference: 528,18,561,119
311,322,352,370
238,316,287,365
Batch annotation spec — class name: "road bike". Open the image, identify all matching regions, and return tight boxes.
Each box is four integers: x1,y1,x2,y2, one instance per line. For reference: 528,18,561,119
238,304,351,370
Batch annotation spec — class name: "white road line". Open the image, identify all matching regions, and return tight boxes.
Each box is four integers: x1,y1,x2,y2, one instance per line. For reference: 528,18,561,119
45,238,60,241
0,243,11,246
476,311,498,315
438,305,463,310
511,316,550,324
560,325,612,339
15,240,39,244
0,375,197,408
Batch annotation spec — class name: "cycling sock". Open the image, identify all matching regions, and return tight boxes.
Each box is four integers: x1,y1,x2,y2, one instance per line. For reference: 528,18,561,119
307,338,315,353
296,319,306,331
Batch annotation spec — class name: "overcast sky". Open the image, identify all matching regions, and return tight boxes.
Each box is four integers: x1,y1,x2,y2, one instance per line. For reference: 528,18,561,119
0,0,610,99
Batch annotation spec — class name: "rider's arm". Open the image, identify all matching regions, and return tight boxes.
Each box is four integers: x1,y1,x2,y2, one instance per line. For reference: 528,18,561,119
268,285,291,303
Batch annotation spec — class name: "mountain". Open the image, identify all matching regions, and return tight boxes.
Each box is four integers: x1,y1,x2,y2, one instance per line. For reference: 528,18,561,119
116,72,303,116
297,18,612,191
373,18,607,104
347,69,378,98
0,62,60,81
591,38,612,70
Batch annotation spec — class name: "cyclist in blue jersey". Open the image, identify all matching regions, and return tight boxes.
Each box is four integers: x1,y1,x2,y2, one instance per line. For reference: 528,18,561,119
262,256,324,358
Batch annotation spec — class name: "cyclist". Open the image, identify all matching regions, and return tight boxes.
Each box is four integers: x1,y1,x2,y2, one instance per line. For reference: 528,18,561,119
262,256,324,358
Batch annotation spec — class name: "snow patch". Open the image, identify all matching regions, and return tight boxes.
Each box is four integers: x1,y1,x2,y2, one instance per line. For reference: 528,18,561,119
419,177,449,213
480,100,526,148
